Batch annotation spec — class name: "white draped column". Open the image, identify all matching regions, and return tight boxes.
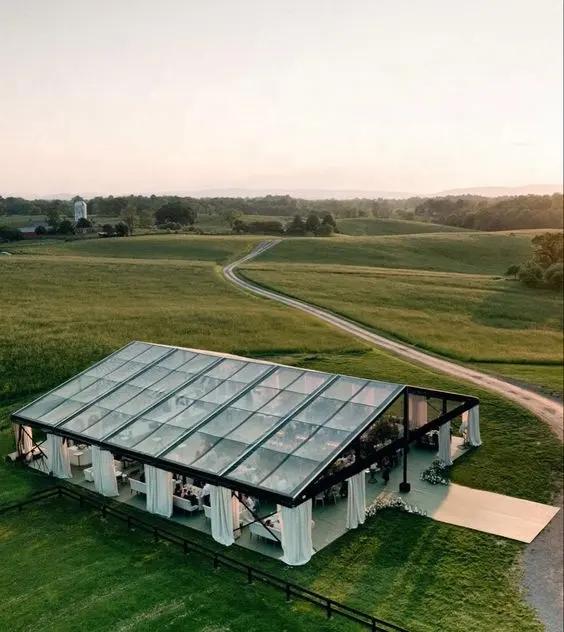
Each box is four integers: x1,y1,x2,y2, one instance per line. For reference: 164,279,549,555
13,424,34,460
408,394,427,429
91,446,119,497
437,421,453,465
46,433,72,479
145,465,173,518
466,405,482,447
346,472,366,530
279,500,313,566
210,486,236,546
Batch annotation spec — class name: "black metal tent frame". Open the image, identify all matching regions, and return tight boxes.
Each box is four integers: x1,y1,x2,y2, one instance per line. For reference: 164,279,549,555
11,343,479,509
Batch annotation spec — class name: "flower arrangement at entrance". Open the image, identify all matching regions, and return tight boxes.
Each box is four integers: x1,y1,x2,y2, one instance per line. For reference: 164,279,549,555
420,459,450,486
366,493,427,518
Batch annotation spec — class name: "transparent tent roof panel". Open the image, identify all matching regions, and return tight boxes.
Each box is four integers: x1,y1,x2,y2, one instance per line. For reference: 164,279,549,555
14,342,406,501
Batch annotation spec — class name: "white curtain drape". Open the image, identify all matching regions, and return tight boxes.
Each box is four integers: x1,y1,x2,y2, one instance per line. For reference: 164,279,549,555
408,394,427,429
46,433,72,479
467,405,482,447
346,472,366,529
13,424,34,460
210,486,235,546
437,421,452,465
279,500,313,566
145,465,173,518
91,446,118,497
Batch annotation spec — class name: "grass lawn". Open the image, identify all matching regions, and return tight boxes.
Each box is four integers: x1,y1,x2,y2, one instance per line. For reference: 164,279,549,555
0,242,561,631
337,217,467,236
0,255,361,404
0,486,542,632
256,232,538,275
241,264,563,364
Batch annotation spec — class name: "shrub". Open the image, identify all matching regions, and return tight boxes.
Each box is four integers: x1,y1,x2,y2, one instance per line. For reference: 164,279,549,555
518,261,544,287
0,226,24,242
114,222,129,237
34,225,47,236
57,219,75,235
544,262,563,291
504,264,520,278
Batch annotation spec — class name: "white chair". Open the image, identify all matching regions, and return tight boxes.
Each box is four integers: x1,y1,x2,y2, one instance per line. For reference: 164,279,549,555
173,496,201,514
203,505,212,520
249,521,282,543
83,467,94,483
129,478,147,496
314,492,325,507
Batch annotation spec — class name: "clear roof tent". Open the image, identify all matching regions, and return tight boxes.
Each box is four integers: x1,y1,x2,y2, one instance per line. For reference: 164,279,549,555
12,342,477,506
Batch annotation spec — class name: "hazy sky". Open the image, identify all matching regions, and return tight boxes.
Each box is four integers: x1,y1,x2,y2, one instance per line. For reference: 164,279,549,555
1,0,562,197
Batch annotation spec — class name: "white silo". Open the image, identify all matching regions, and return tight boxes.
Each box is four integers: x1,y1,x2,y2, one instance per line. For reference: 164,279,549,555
74,200,88,222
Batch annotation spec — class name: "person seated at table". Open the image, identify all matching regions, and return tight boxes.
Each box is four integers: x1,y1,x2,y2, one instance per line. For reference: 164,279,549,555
139,470,146,483
174,481,183,497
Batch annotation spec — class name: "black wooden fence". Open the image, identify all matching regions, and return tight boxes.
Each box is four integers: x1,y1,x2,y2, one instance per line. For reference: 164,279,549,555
1,485,409,632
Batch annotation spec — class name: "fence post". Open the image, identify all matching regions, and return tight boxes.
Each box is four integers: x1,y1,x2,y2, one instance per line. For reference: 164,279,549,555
371,617,377,632
247,566,253,584
213,554,219,569
285,583,291,602
183,540,188,555
154,528,158,543
326,600,332,620
102,504,106,518
127,516,131,529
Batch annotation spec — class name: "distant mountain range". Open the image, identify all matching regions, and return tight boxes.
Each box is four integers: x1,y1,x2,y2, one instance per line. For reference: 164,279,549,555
36,183,563,200
433,184,563,197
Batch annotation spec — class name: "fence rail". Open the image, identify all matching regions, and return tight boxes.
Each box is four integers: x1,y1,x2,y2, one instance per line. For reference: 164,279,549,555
1,485,409,632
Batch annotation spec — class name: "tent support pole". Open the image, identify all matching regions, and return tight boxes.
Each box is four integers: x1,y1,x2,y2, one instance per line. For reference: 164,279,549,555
399,390,411,493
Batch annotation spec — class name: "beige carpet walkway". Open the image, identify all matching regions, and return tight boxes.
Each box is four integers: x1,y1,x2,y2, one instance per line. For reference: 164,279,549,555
377,438,561,544
407,483,560,543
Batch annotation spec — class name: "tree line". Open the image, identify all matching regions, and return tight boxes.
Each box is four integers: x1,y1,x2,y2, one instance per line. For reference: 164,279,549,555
414,194,562,231
1,192,562,233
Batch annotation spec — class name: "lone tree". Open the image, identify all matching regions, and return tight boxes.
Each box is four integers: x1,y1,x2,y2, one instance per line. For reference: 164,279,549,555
305,212,321,234
57,219,75,235
115,222,129,237
285,214,306,236
155,200,197,226
76,217,92,231
531,233,563,268
121,203,138,235
321,211,338,232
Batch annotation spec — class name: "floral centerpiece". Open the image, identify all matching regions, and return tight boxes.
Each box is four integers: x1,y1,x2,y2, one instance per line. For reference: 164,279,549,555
366,494,427,518
420,459,450,485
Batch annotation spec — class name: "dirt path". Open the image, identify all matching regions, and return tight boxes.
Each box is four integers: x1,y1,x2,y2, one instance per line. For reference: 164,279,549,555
224,240,563,440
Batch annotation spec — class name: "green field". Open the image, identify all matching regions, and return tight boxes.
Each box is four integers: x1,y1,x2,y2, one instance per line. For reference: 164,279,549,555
241,264,563,365
256,232,537,275
3,234,266,263
337,217,466,236
0,237,561,631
